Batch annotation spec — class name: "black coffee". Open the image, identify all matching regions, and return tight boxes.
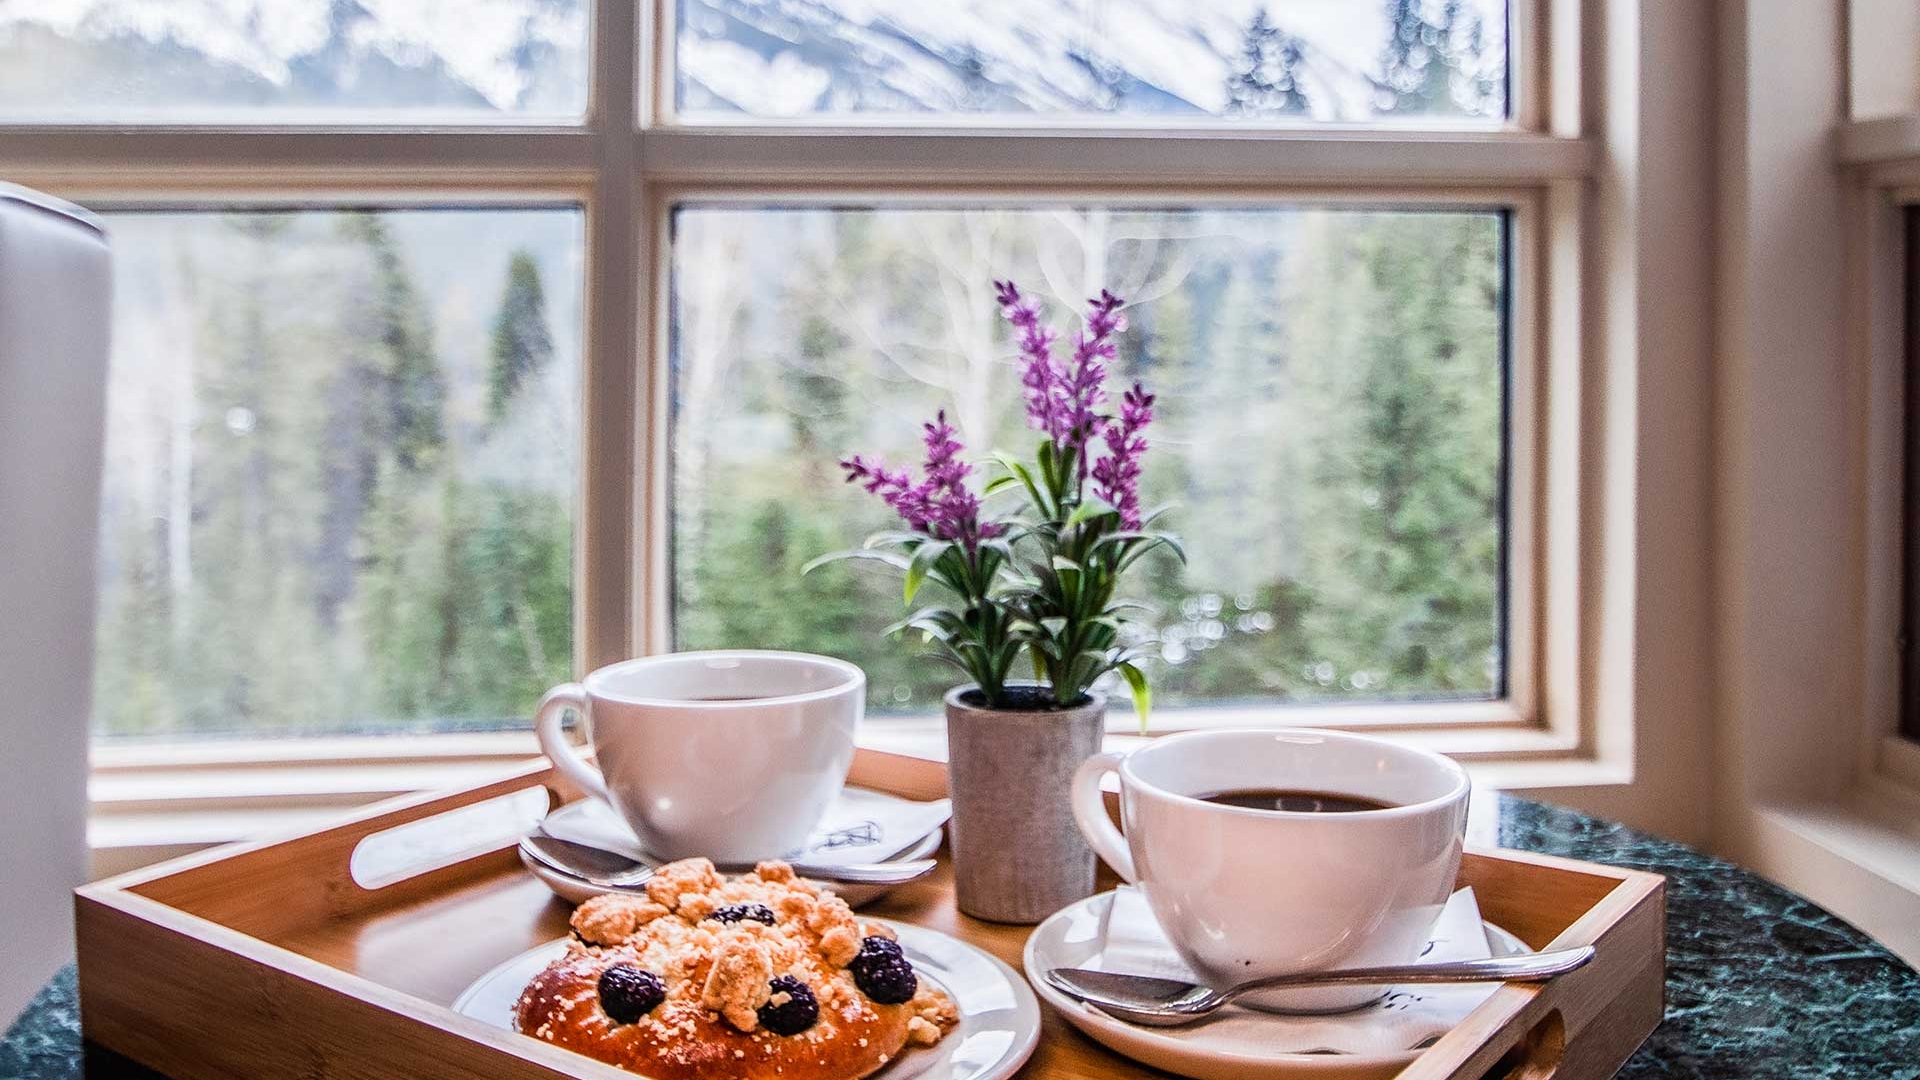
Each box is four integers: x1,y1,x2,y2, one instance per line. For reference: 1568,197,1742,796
1198,788,1395,814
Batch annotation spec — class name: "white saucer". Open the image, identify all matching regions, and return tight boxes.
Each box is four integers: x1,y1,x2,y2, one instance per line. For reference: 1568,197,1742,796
521,827,944,908
1022,891,1531,1080
454,918,1041,1080
524,788,950,909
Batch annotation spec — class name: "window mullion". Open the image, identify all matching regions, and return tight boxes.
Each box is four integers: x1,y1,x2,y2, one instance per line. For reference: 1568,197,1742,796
0,128,597,196
634,128,1595,187
580,0,644,670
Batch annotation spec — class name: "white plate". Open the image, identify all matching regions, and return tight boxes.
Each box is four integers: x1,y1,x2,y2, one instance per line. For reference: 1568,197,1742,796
1022,891,1532,1080
525,790,950,909
521,827,944,908
454,918,1041,1080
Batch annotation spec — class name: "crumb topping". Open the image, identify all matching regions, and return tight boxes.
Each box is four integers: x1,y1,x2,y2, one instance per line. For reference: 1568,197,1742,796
910,984,958,1030
906,1018,941,1046
702,937,774,1031
571,893,671,946
818,925,860,968
551,858,953,1047
644,857,724,911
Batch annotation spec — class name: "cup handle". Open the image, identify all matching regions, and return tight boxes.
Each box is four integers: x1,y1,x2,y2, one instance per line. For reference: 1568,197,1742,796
534,683,611,805
1071,750,1137,883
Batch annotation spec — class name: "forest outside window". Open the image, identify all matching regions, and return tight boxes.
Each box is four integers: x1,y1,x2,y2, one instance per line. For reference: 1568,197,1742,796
0,0,1594,763
669,204,1510,717
93,208,584,740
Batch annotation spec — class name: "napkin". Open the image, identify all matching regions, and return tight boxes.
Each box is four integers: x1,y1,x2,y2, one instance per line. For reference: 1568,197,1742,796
541,789,952,869
1086,887,1502,1056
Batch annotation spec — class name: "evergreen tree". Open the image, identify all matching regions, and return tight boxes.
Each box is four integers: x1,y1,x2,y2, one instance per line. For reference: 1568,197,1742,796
1377,0,1501,118
1294,211,1503,696
341,212,445,473
487,250,554,425
433,477,574,718
451,246,572,722
92,514,176,735
360,456,445,719
337,212,456,721
1225,10,1311,117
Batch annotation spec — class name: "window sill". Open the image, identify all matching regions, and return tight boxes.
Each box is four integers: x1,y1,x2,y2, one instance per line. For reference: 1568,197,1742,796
1838,112,1920,166
86,712,1623,879
1743,795,1920,966
1876,734,1920,792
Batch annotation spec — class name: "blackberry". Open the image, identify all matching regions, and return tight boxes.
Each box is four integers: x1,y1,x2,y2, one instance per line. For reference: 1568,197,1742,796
848,937,917,1005
597,964,666,1024
711,903,777,926
755,975,820,1036
849,935,903,967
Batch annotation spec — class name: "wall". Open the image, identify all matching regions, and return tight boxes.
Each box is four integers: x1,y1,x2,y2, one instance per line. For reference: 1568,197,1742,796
1510,0,1720,846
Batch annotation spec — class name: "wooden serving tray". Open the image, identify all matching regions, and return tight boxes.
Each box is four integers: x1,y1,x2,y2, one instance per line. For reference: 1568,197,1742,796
75,754,1663,1080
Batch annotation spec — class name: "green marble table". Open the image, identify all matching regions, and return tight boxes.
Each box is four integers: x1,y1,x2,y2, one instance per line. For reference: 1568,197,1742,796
5,796,1917,1079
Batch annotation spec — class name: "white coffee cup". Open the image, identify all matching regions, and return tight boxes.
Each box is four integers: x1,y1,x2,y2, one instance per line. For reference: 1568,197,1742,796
1071,728,1470,1012
535,650,864,862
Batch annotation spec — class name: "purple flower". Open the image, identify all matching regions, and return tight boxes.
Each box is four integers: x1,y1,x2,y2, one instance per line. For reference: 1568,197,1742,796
1091,382,1155,529
841,454,934,529
996,282,1130,476
921,411,969,493
995,280,1068,444
1062,290,1126,471
841,411,1004,547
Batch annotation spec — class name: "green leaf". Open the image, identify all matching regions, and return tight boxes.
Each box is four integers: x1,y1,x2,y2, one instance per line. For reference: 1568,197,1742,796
982,474,1024,496
1116,535,1187,571
904,540,952,605
1065,496,1118,530
801,548,910,575
883,606,965,639
990,451,1050,515
1117,662,1152,733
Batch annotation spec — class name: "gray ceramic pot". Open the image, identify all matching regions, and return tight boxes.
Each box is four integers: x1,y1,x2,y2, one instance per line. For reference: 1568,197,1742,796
943,683,1105,924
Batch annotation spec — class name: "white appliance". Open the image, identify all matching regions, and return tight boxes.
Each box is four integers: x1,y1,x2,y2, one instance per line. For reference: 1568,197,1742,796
0,184,110,1023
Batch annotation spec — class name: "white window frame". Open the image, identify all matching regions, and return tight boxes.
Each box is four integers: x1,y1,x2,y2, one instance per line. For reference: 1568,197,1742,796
1840,120,1920,805
0,0,1635,856
1693,0,1920,967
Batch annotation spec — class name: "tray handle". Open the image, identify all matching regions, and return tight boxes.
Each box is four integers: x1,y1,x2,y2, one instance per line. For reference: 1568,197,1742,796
1401,994,1567,1080
114,761,572,934
1487,1008,1566,1079
349,785,552,890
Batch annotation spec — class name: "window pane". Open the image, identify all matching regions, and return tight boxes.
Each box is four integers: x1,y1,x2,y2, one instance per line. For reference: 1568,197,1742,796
670,205,1507,714
93,208,583,738
677,0,1507,122
0,2,587,119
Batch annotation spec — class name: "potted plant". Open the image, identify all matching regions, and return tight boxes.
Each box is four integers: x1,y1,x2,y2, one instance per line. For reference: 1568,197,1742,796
807,281,1180,923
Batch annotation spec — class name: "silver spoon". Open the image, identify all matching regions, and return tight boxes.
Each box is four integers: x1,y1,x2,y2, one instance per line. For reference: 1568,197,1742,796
1045,945,1596,1027
520,833,938,889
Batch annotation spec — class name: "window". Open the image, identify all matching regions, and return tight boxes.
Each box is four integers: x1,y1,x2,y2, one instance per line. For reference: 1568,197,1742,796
0,2,589,119
675,0,1508,122
93,208,583,739
670,204,1509,714
1904,207,1920,745
3,0,1591,761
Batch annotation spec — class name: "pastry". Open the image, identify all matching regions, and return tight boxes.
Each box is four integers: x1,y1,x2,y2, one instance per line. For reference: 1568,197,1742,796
514,858,957,1080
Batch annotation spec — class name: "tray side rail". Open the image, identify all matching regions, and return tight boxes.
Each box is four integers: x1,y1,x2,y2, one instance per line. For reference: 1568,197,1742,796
1399,853,1666,1080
